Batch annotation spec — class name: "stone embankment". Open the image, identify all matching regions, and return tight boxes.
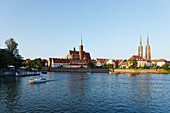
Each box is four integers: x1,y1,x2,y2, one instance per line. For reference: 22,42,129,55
42,67,110,73
42,67,158,73
114,69,157,73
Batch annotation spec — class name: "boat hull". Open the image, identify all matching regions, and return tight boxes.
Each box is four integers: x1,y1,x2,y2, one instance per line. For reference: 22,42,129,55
29,79,47,84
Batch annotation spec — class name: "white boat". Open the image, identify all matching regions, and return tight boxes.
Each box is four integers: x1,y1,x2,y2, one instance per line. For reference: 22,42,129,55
29,77,47,84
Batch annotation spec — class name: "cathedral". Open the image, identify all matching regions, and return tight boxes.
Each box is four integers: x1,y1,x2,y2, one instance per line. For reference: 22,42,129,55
138,33,151,60
66,38,91,60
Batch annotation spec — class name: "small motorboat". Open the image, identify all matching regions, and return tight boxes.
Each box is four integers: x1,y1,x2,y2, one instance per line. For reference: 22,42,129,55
87,72,91,75
29,77,47,84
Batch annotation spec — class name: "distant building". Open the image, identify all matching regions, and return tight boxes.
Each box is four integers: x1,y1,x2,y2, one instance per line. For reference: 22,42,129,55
26,58,31,63
66,60,88,68
145,33,151,60
66,38,91,60
120,62,128,68
48,37,92,68
138,35,143,57
151,59,167,67
48,58,70,68
138,33,151,60
95,58,123,67
96,58,109,66
128,55,147,67
41,59,48,67
146,59,152,67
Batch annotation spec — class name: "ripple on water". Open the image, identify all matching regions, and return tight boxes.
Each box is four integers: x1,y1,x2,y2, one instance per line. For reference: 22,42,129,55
1,73,170,113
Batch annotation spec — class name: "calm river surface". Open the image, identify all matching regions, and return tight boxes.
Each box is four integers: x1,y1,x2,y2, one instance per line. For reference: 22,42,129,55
0,72,170,113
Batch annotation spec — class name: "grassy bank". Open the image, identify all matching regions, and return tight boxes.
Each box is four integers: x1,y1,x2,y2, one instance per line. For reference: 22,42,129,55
158,69,170,73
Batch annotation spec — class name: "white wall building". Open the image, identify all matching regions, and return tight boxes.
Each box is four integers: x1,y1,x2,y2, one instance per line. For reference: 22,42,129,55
151,59,167,67
48,58,70,68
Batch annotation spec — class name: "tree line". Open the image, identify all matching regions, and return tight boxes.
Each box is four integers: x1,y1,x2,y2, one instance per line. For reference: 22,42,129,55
0,38,22,69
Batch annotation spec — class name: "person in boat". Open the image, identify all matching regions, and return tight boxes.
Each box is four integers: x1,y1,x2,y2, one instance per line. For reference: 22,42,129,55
31,78,33,80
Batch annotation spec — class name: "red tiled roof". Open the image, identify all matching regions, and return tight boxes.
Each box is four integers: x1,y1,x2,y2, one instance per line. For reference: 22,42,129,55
68,50,91,60
114,59,123,63
41,59,48,62
96,58,123,64
145,59,151,62
84,52,91,59
69,50,79,55
90,60,96,62
120,62,127,65
129,55,146,61
69,64,87,65
49,58,70,63
26,58,31,63
96,58,109,63
151,59,167,63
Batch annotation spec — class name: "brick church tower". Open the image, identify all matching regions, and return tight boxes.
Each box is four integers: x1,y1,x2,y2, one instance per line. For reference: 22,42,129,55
138,35,143,57
79,37,83,60
145,33,151,60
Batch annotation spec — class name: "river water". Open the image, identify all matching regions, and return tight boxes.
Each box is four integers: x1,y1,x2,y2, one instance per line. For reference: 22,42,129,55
0,72,170,113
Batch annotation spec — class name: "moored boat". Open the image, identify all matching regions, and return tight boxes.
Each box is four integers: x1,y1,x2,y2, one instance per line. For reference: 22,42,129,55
42,71,47,74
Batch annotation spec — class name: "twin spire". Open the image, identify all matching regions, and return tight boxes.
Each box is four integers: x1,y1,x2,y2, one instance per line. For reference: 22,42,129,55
139,33,149,46
138,33,151,60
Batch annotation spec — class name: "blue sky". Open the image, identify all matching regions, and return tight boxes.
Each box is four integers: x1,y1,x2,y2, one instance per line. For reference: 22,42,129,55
0,0,170,60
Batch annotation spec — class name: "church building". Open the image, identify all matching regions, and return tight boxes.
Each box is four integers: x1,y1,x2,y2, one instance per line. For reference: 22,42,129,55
138,33,151,60
145,34,151,60
66,38,91,60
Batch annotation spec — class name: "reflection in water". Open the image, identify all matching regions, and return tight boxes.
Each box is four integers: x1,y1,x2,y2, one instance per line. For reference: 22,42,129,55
0,77,20,112
67,73,89,109
127,74,152,106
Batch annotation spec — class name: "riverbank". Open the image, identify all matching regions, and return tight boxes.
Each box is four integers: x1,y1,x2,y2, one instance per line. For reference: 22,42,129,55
41,67,165,74
42,67,110,73
0,70,40,77
158,69,170,73
114,69,157,73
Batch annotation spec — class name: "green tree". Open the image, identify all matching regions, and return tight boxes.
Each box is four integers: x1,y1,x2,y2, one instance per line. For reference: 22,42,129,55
115,61,119,69
26,58,45,68
144,64,149,69
0,38,23,69
123,59,127,62
106,64,113,69
87,61,95,68
5,38,18,56
162,62,170,70
128,58,137,69
0,49,15,68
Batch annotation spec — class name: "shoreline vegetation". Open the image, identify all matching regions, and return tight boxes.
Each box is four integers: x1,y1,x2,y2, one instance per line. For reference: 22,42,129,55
158,69,170,73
